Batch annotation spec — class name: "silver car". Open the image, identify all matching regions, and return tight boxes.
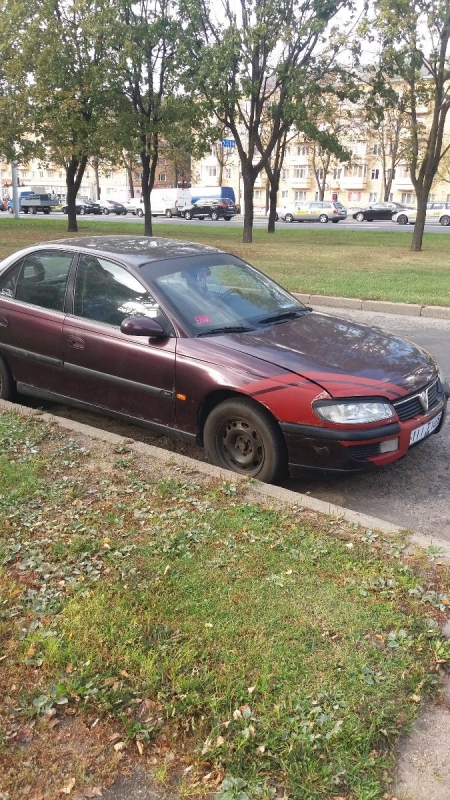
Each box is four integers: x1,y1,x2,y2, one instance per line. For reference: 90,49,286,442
281,200,347,224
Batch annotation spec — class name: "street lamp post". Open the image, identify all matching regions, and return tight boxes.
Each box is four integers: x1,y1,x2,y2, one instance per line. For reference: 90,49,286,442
11,162,20,219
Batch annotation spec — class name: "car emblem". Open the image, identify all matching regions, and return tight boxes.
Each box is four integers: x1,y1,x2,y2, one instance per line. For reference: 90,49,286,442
419,389,429,411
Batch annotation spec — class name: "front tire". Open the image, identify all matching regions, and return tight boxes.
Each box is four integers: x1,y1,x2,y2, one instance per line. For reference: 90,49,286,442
397,214,408,225
0,356,15,401
355,212,365,222
319,214,329,223
165,209,172,218
184,210,192,220
136,208,144,217
203,397,287,483
440,215,450,226
79,207,86,215
103,208,109,215
211,211,219,221
285,213,294,223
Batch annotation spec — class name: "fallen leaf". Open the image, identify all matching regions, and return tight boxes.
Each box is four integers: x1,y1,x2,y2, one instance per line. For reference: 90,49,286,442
114,741,125,751
136,740,144,755
60,777,76,794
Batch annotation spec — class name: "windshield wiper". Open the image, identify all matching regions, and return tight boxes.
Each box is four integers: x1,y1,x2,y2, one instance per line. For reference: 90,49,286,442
196,325,255,337
258,307,312,325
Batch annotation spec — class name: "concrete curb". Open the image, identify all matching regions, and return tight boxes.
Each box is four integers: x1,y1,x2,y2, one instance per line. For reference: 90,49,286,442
292,292,450,320
3,398,450,563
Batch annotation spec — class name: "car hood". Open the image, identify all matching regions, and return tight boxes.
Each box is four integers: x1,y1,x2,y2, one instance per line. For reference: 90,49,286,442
198,311,437,399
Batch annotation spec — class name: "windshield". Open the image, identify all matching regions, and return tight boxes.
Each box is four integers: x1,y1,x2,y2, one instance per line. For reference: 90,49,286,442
151,256,307,336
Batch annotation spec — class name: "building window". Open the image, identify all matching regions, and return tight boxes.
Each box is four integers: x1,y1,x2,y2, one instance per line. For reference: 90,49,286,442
203,165,217,178
253,189,262,200
369,192,378,202
281,190,289,199
316,168,325,181
39,170,44,178
401,192,414,204
225,168,231,179
296,145,308,156
398,166,410,179
294,191,306,202
344,164,367,178
372,144,381,155
158,173,167,182
333,168,342,180
371,169,379,180
429,193,436,201
104,170,112,179
347,191,361,201
21,171,28,179
293,166,308,179
282,169,289,180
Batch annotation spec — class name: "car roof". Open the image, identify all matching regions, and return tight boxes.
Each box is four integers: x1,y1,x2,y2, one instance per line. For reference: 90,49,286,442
34,236,221,268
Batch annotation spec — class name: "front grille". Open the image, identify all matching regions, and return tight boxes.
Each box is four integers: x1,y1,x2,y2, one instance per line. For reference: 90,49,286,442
393,378,440,421
347,443,383,460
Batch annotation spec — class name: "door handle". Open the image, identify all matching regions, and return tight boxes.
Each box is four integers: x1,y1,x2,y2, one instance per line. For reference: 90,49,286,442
0,316,8,328
66,335,85,350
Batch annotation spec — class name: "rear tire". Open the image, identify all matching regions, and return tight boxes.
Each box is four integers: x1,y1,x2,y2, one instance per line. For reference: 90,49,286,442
103,208,109,215
397,214,408,225
440,215,450,226
319,214,329,223
285,213,294,223
203,397,287,483
211,211,219,221
136,208,144,217
184,210,192,220
355,212,365,222
165,209,172,218
0,356,15,401
79,207,86,215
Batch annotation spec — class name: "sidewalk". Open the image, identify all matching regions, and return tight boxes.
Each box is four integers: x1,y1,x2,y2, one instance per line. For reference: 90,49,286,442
292,292,450,320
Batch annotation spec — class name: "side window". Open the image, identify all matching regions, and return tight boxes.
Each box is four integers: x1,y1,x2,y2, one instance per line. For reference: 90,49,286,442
73,255,165,328
0,260,23,299
12,251,73,311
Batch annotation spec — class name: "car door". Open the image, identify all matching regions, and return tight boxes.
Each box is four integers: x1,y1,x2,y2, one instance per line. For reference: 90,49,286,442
0,249,74,395
62,253,176,427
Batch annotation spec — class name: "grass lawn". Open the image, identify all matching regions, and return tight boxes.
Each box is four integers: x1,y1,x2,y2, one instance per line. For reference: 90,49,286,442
0,217,449,306
1,410,450,799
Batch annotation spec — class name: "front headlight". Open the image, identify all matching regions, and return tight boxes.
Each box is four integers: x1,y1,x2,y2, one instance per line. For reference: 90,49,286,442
313,399,395,425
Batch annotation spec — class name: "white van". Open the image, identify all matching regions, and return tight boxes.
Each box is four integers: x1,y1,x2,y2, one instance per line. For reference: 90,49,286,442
125,188,191,218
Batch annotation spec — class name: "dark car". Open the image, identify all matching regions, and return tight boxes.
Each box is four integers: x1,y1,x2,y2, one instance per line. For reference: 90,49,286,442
0,236,447,483
61,199,102,215
183,197,238,221
352,202,412,222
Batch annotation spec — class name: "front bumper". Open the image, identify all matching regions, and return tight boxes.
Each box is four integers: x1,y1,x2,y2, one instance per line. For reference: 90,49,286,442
280,395,447,473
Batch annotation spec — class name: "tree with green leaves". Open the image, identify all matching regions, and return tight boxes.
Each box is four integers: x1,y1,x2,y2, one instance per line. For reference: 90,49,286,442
372,0,450,251
0,0,113,231
180,0,356,242
105,0,215,235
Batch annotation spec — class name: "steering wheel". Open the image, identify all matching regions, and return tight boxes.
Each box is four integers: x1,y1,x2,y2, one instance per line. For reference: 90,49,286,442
216,288,236,303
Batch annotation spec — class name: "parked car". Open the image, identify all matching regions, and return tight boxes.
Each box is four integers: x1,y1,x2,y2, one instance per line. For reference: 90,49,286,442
61,199,102,215
99,200,127,216
183,197,238,220
280,201,347,223
352,202,413,222
392,201,450,226
0,236,447,484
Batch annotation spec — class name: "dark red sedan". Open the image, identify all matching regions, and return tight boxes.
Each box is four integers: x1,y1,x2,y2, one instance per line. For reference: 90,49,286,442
0,236,447,483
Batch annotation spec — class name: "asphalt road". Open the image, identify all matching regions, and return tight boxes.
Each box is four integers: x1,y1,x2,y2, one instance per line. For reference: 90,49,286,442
3,211,450,233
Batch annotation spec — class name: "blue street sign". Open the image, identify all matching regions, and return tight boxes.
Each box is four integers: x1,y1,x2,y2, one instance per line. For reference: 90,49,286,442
222,139,235,149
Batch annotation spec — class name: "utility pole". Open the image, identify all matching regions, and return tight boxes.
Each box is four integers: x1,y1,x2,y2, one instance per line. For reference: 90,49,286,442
11,162,20,218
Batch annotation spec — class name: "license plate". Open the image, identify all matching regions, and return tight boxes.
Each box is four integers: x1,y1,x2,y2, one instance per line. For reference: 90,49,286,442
409,412,443,445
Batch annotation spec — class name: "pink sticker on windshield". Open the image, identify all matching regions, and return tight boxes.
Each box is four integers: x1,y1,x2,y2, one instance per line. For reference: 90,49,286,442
195,315,211,325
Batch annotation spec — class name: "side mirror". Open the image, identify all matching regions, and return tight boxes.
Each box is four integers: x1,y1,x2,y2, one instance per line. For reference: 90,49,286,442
120,316,167,338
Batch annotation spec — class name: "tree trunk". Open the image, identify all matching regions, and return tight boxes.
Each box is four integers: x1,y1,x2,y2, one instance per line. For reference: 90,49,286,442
410,193,427,252
267,178,279,234
93,158,100,200
141,153,153,236
242,168,255,243
127,165,134,198
65,155,88,233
